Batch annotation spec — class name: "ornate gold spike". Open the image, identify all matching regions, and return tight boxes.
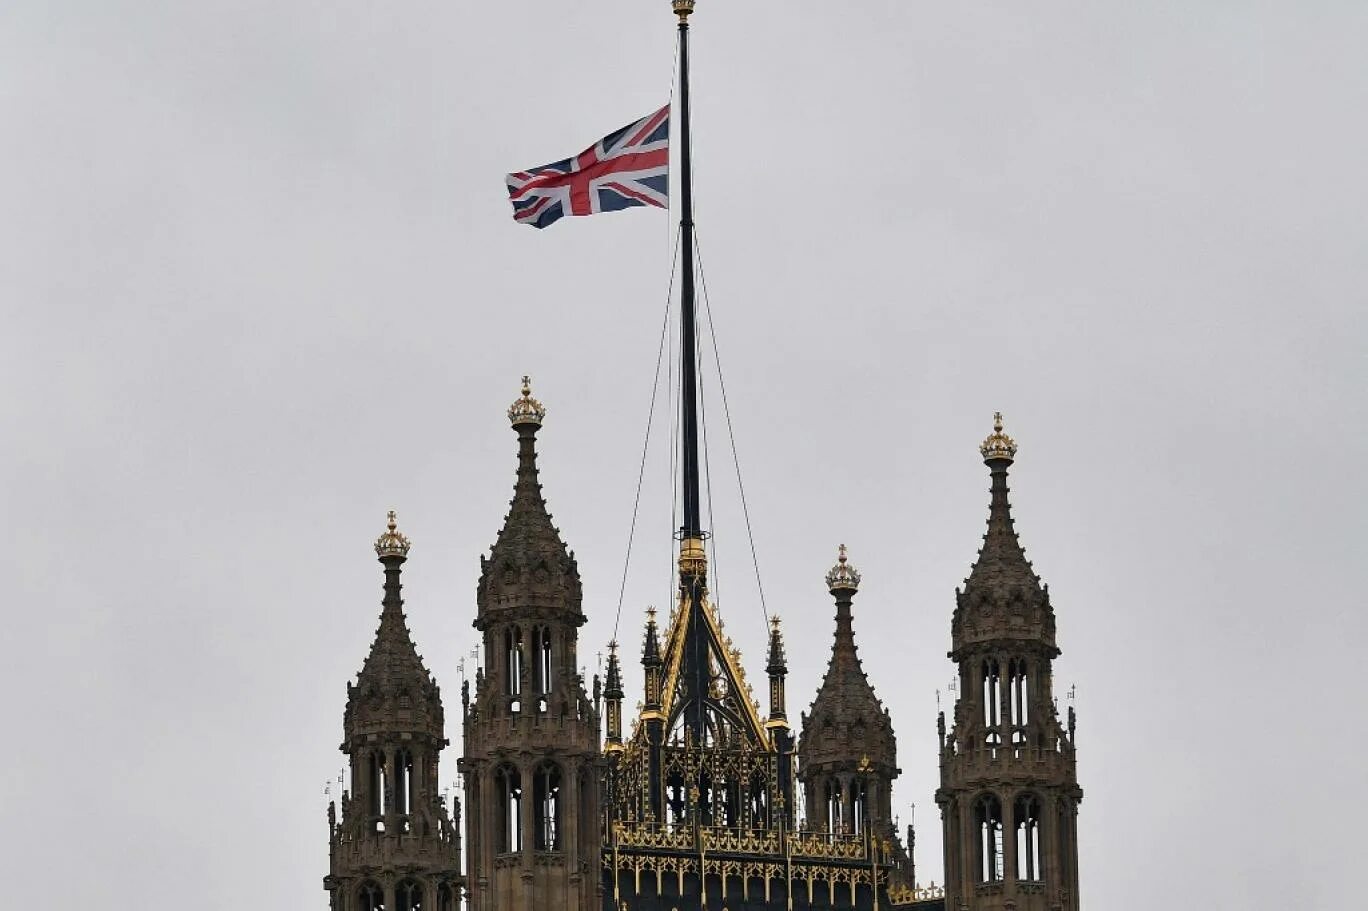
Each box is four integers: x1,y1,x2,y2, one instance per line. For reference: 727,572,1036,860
672,0,696,22
508,375,547,426
979,410,1018,462
374,509,412,557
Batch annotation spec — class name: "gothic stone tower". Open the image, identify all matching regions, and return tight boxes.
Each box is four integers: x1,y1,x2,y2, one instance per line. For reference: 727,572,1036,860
460,379,602,911
798,547,900,840
936,416,1082,911
326,514,464,911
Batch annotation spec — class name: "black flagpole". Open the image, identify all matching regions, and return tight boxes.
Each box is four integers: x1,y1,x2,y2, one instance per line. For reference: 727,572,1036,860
676,0,701,542
672,0,711,747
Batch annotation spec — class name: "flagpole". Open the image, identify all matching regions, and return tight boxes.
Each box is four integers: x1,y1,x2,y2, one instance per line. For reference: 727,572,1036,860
675,0,701,543
671,0,711,746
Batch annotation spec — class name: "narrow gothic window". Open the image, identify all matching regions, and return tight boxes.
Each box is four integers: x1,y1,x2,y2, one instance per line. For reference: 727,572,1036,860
534,626,553,696
1009,658,1029,727
436,883,454,911
974,794,1005,883
533,762,562,850
358,881,386,911
505,627,524,709
748,773,767,831
368,751,388,830
1014,794,1042,882
395,749,415,827
823,779,843,833
496,765,523,852
851,780,867,834
982,659,1002,730
395,879,424,911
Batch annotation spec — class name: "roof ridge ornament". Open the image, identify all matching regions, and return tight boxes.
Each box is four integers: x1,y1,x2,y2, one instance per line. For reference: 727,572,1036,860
375,510,411,558
979,411,1018,464
508,375,546,427
825,543,861,593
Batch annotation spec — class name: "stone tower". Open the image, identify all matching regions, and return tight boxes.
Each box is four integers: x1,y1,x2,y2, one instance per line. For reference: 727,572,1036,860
936,416,1082,911
798,546,899,837
326,513,463,911
459,379,601,911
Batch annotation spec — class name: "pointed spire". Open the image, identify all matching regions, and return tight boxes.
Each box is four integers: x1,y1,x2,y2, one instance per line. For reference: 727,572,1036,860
766,615,787,676
963,412,1041,595
766,615,789,726
641,607,663,712
604,640,625,751
347,512,443,741
799,546,895,775
478,377,583,626
605,639,625,697
955,413,1057,653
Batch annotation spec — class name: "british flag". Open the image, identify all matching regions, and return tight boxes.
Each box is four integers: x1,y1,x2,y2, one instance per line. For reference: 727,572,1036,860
506,105,670,229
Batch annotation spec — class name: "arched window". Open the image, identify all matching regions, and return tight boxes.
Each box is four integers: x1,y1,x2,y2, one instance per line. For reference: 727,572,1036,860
368,751,389,832
358,881,386,911
851,779,868,834
533,762,561,850
437,883,455,911
1014,794,1042,882
747,772,767,831
665,769,689,831
1008,658,1029,727
395,879,424,911
495,765,523,852
974,794,1005,883
982,658,1002,730
823,779,844,833
505,627,524,708
395,749,415,831
533,626,553,697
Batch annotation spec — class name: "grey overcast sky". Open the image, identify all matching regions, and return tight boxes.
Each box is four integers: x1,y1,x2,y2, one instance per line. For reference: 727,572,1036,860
2,1,1364,908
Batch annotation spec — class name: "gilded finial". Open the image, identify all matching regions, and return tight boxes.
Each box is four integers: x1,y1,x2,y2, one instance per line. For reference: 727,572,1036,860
508,375,546,426
672,0,696,22
980,411,1018,462
825,544,861,592
375,510,412,558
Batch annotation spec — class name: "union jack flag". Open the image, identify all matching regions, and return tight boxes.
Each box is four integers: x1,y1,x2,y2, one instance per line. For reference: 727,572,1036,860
506,105,670,229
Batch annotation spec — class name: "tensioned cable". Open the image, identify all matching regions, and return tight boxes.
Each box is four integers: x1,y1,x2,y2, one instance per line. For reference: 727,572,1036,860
612,226,682,642
694,232,771,629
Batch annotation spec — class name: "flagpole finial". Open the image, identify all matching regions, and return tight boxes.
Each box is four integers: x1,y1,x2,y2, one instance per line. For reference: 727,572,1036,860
672,0,695,22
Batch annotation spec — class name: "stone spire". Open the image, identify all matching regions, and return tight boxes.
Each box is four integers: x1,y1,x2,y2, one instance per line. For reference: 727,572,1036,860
329,513,462,910
953,412,1057,655
938,414,1082,911
477,377,583,627
345,511,442,742
799,546,896,778
461,378,601,911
